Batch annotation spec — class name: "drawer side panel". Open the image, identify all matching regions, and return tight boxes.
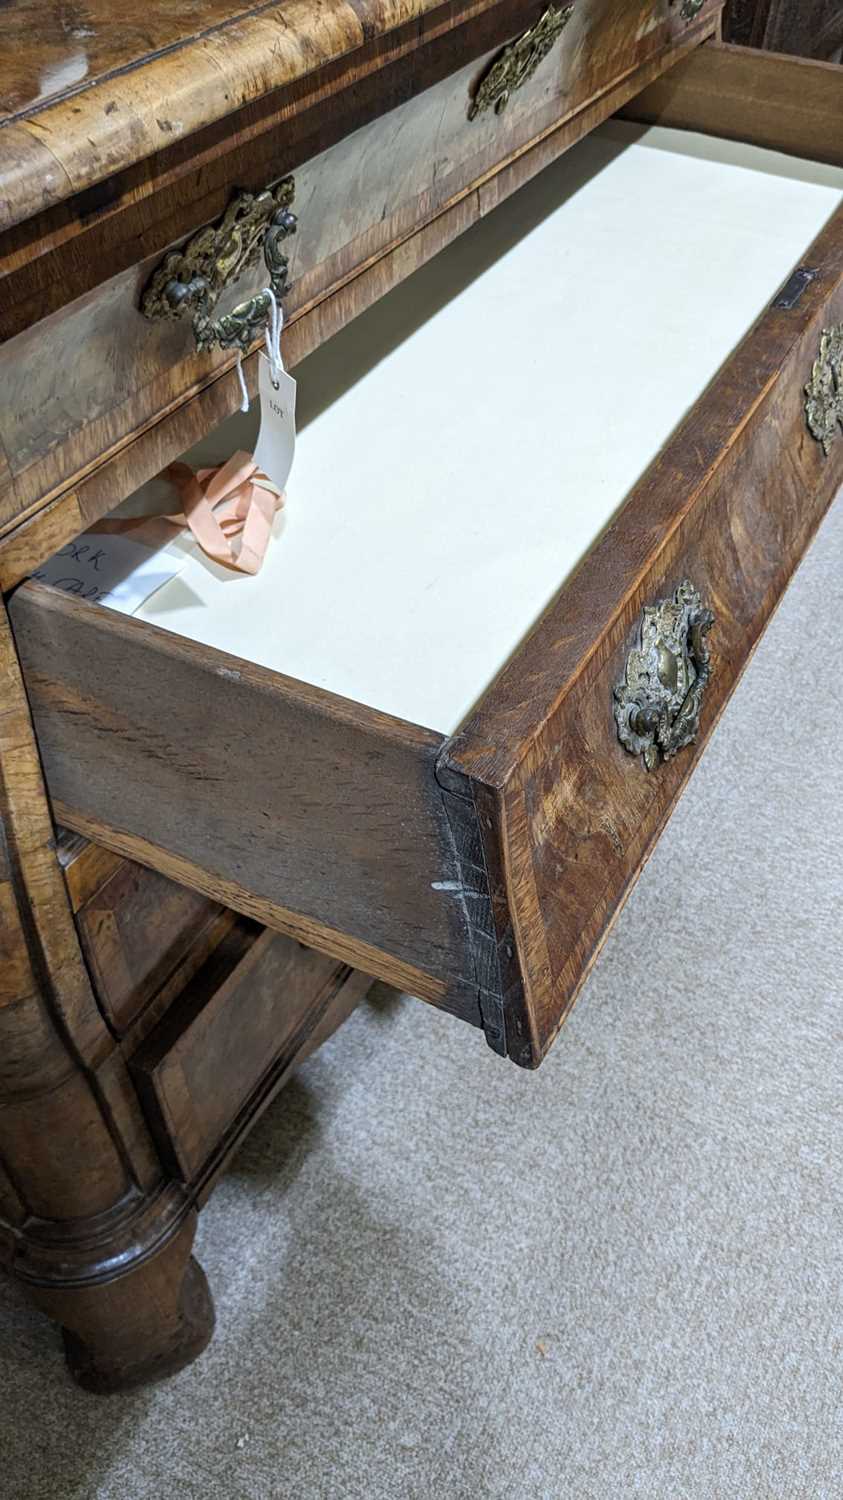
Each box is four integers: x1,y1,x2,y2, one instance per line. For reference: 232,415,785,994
621,43,843,168
8,597,483,1023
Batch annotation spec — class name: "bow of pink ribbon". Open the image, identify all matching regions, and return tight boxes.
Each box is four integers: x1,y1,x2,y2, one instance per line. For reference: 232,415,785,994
164,450,285,575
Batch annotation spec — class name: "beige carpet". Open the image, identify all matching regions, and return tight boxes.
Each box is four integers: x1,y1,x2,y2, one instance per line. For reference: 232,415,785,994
2,491,841,1500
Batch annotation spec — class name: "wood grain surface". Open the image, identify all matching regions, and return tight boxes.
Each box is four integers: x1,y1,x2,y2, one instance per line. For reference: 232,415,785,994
55,827,129,910
75,858,225,1036
0,0,432,229
28,1209,214,1394
8,586,486,1024
621,42,843,165
445,199,843,1064
132,923,370,1183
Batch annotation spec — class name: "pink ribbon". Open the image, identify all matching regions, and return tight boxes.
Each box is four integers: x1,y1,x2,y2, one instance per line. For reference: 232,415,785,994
163,451,284,575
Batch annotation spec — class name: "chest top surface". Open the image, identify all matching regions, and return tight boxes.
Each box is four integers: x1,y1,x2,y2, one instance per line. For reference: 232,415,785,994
0,0,468,230
0,1,283,120
1,0,469,118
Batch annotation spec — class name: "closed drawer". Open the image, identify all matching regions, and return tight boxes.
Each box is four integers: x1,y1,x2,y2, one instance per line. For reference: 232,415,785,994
60,835,228,1036
130,922,371,1183
0,0,719,534
12,48,843,1068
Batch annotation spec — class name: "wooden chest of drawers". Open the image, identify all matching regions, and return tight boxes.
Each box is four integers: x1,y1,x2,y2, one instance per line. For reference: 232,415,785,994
1,0,842,1391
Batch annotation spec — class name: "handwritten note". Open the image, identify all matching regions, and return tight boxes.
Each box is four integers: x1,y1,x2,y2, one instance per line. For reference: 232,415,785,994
32,531,185,615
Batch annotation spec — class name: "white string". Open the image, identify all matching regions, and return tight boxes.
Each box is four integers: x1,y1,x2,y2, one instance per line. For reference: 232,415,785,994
234,350,249,413
232,286,282,414
264,287,285,388
233,289,284,412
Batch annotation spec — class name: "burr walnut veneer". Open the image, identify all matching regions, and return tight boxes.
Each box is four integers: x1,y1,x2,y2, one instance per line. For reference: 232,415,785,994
1,0,842,1392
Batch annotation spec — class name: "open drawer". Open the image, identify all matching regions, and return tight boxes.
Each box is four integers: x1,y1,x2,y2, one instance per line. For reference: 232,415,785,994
10,48,843,1068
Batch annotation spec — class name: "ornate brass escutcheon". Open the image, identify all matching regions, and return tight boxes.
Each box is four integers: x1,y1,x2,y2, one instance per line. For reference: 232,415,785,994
614,580,715,771
468,4,574,119
142,178,297,353
804,324,843,456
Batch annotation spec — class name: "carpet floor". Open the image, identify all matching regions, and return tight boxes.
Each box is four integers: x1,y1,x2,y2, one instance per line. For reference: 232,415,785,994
2,491,841,1500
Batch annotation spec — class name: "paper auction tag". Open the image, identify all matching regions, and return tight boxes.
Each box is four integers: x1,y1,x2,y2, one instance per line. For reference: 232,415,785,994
251,352,297,496
32,531,185,615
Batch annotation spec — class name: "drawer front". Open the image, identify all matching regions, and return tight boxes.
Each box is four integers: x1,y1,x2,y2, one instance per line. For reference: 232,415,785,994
74,854,226,1035
443,208,843,1065
0,0,719,531
130,924,370,1182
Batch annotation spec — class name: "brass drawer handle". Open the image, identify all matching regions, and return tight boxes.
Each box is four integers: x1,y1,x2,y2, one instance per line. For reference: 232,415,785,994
614,580,715,771
805,324,843,455
142,178,297,353
468,4,574,119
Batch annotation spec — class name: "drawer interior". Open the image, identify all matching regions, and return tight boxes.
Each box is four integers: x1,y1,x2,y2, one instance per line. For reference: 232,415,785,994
106,120,843,735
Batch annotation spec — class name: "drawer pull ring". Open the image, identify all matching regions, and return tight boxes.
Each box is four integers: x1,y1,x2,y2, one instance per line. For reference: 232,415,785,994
142,178,297,353
614,580,715,771
468,4,574,119
805,324,843,456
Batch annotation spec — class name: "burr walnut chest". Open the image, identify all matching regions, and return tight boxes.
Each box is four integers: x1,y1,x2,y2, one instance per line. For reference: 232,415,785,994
1,0,842,1391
